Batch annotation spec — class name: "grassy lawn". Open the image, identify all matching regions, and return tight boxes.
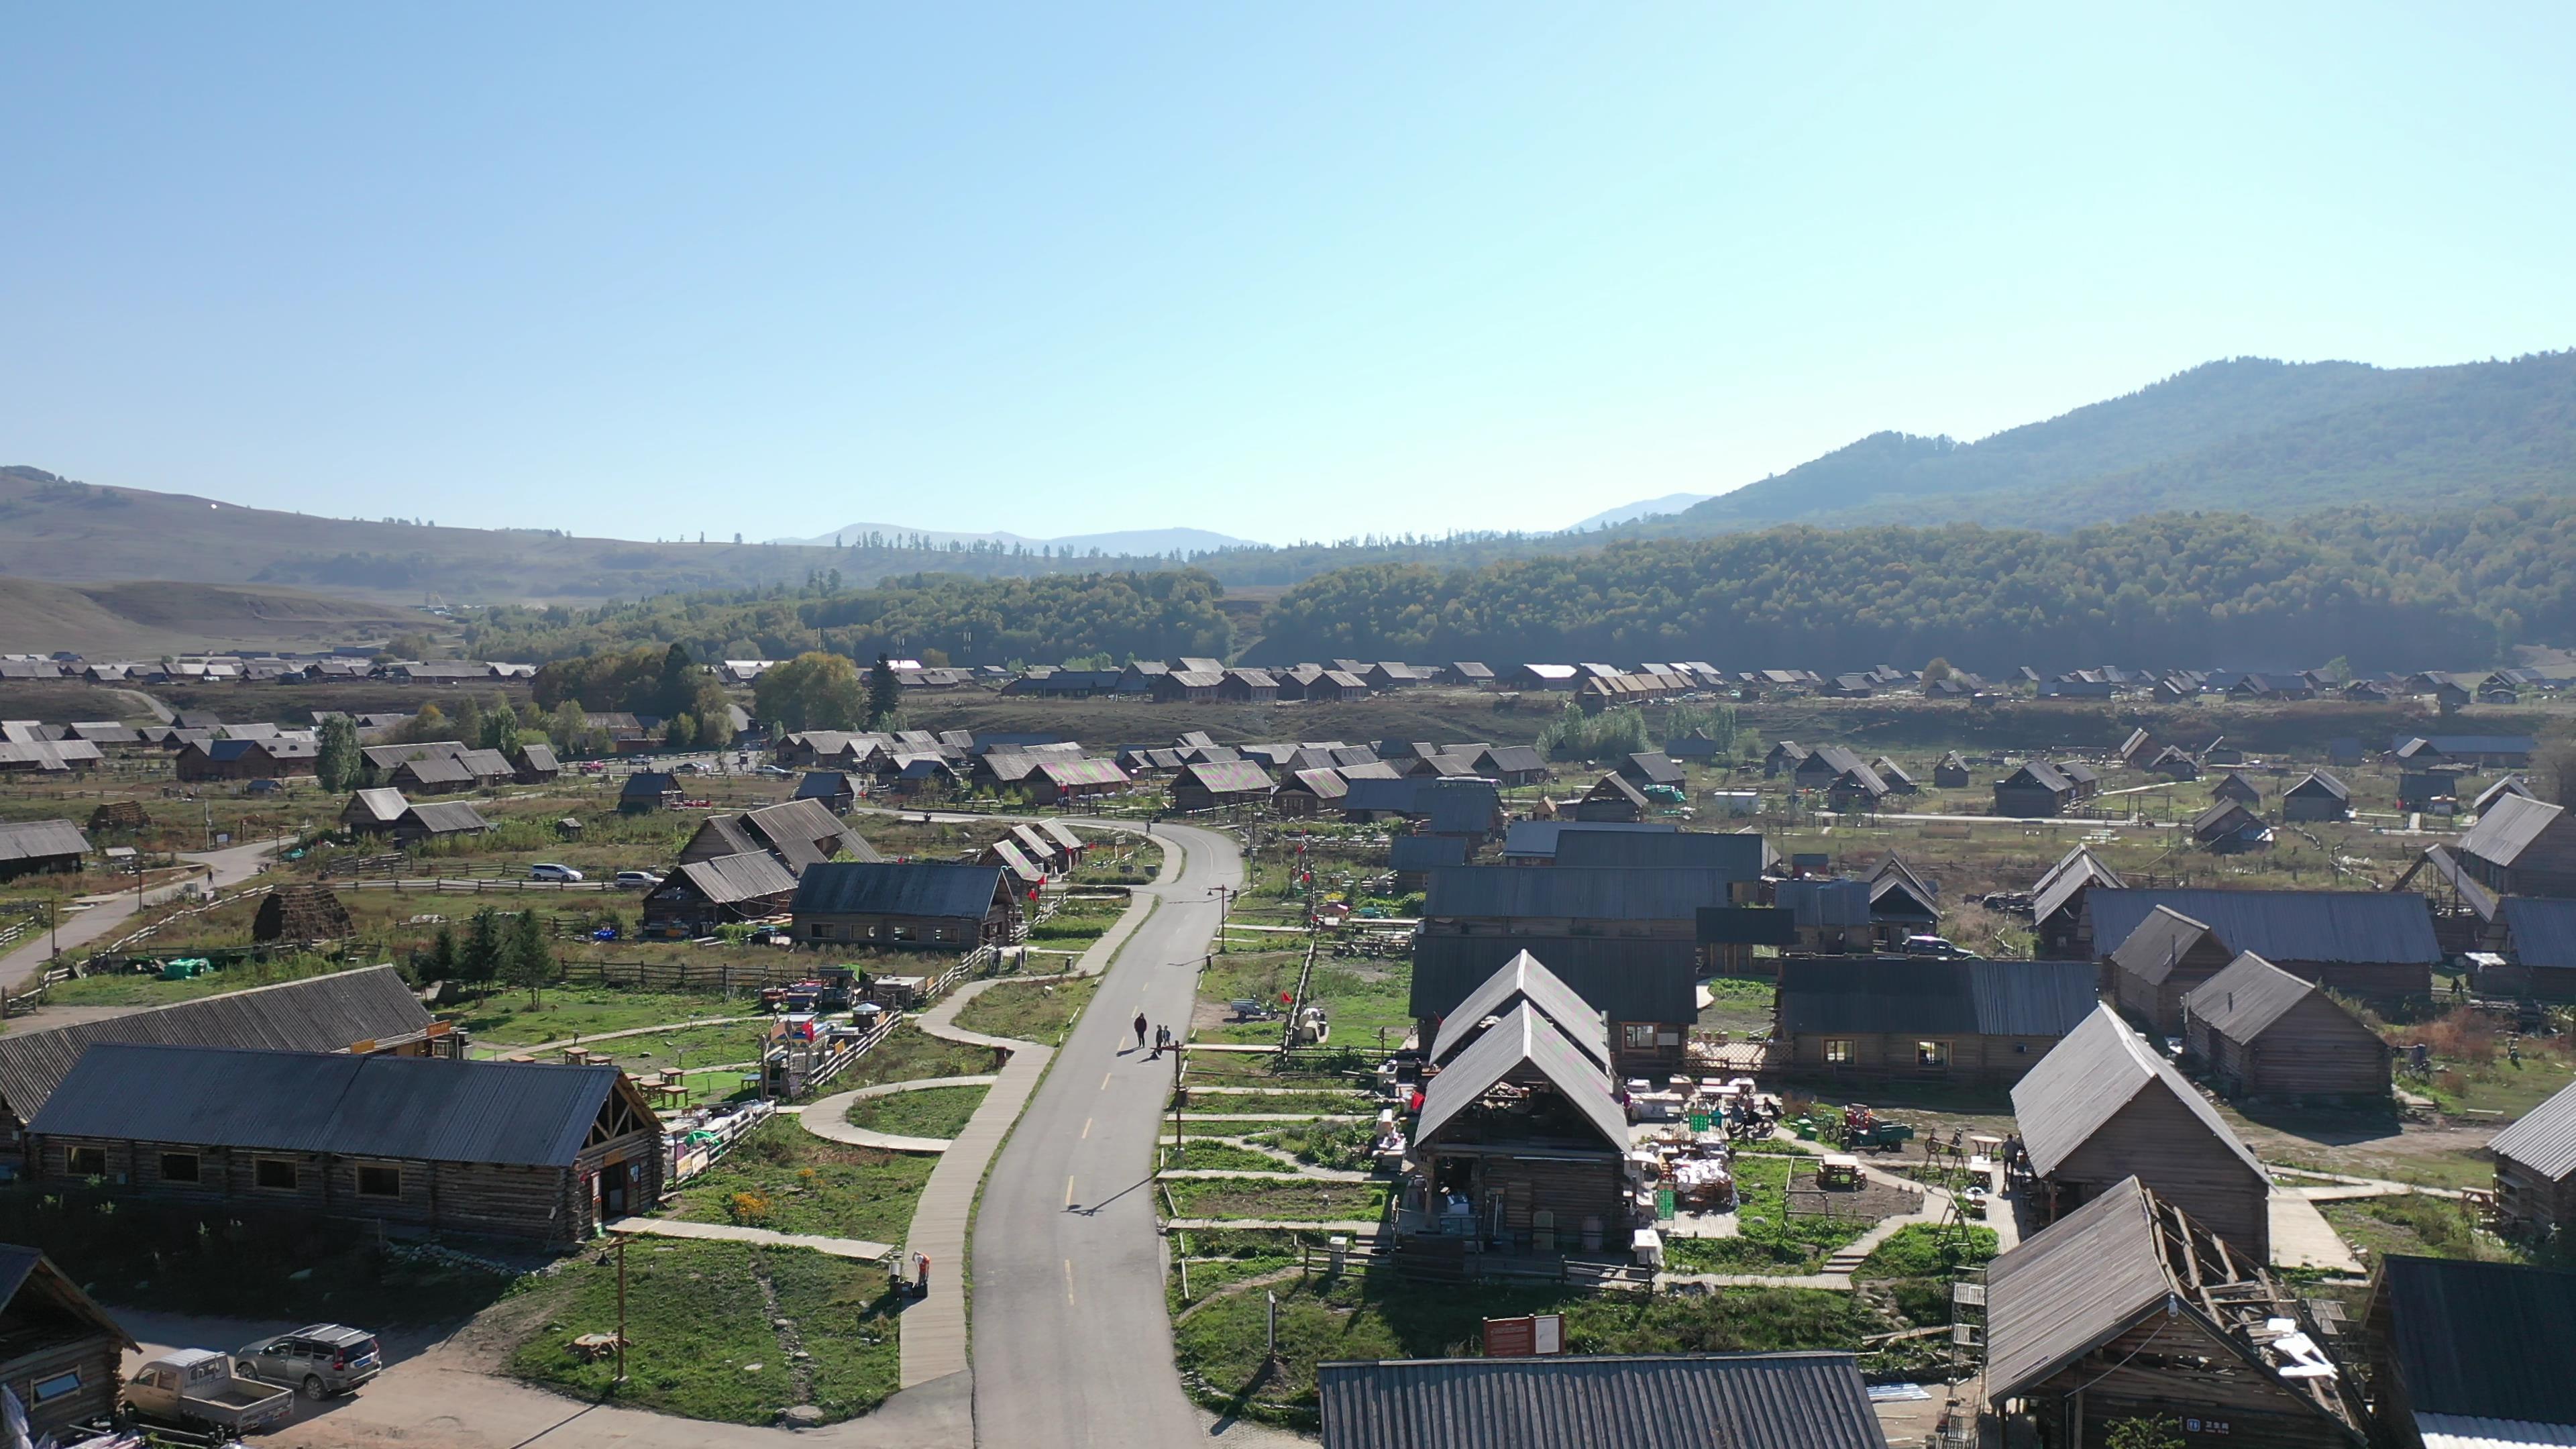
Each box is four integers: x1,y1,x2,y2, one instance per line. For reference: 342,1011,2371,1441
1181,1051,1373,1085
953,974,1100,1045
38,951,354,1009
1854,1224,2000,1280
836,1023,1004,1088
508,1240,898,1426
1169,1227,1308,1313
1165,1118,1326,1138
844,1083,989,1140
1027,897,1125,952
1247,1118,1377,1172
456,986,766,1045
1163,1177,1389,1223
669,1119,936,1246
1181,1089,1373,1116
1163,1140,1297,1173
2320,1195,2521,1266
1661,1156,1882,1275
1175,1274,1876,1428
1697,977,1774,1038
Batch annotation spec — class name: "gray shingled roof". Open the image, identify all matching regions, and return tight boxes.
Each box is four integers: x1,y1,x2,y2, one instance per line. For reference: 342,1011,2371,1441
1316,1352,1882,1449
2457,794,2567,869
29,1042,627,1167
1777,959,2096,1038
2087,889,2438,967
2182,952,2327,1041
0,965,432,1122
1427,951,1609,1071
2010,1006,2265,1181
2489,1079,2576,1183
665,850,801,906
1416,1002,1625,1150
2108,905,2218,983
1984,1178,2176,1401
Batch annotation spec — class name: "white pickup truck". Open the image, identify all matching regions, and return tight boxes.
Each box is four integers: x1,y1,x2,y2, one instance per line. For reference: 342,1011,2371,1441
123,1348,294,1434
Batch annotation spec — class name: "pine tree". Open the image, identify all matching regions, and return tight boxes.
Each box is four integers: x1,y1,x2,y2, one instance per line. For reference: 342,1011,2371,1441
867,654,901,727
505,910,553,1007
460,908,502,997
315,714,362,792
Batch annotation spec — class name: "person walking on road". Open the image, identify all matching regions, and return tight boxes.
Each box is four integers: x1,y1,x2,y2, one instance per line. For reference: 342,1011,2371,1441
1134,1011,1150,1051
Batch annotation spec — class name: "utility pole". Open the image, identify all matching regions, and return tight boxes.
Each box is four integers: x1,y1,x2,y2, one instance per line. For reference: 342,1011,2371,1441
614,1234,629,1385
1206,884,1233,953
1170,1039,1185,1148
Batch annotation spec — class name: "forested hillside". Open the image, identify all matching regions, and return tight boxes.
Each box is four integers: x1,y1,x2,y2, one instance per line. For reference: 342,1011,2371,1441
458,500,2576,676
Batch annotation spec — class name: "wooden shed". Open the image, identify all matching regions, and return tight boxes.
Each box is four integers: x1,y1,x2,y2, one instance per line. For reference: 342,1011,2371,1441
2012,1006,2272,1260
790,860,1021,949
2210,770,2261,805
2031,845,2124,959
2282,770,2351,822
1994,761,2078,818
26,1044,662,1244
0,820,90,883
2488,1078,2576,1242
2182,952,2390,1102
0,1243,138,1439
1931,752,1970,789
2085,888,2438,1002
1573,773,1648,822
1169,759,1273,813
1985,1179,2363,1449
2454,796,2576,898
2107,904,2235,1033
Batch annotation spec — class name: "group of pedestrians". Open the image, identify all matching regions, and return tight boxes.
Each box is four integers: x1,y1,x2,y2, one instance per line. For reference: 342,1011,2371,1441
1132,1011,1175,1059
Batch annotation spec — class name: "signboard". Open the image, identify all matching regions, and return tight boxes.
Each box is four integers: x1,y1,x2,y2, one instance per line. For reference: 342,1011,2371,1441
1951,1282,1986,1306
1949,1324,1979,1346
1483,1314,1564,1358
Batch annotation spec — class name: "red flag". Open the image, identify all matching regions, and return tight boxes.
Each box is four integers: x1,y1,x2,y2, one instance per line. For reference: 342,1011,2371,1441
1280,990,1293,1005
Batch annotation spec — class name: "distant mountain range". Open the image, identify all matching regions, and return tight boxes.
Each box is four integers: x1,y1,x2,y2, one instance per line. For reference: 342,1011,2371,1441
1565,492,1714,530
764,523,1258,554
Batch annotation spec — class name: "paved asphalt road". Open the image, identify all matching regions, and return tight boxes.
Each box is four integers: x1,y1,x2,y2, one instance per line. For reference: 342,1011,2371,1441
0,836,283,996
971,821,1243,1449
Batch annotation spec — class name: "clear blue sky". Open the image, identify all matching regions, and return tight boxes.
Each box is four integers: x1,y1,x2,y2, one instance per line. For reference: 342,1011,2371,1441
5,5,2571,546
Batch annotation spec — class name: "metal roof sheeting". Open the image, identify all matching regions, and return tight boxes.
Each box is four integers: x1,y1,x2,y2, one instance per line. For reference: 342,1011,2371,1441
1411,935,1696,1026
1778,959,2098,1038
1316,1352,1883,1449
1388,836,1468,872
29,1042,627,1167
0,964,431,1120
1499,820,1675,861
1177,759,1273,795
2182,952,2324,1041
1416,1002,1626,1151
2489,1080,2576,1183
0,819,90,863
2504,898,2576,973
2108,906,2218,984
2459,796,2568,869
2381,1256,2576,1424
1428,951,1609,1071
401,802,492,835
667,850,801,906
2086,888,2438,967
1552,829,1766,877
792,861,1005,920
1426,866,1735,921
2010,1006,2265,1181
2031,846,2123,925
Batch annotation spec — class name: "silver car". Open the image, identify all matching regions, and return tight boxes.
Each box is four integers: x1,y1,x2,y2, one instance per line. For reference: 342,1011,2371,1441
234,1324,382,1399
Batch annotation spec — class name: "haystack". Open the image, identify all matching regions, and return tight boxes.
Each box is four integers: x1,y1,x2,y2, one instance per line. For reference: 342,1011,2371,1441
87,800,150,833
253,883,355,945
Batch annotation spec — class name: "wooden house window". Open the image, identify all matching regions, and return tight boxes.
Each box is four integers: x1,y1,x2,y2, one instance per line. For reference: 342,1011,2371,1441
31,1370,80,1404
64,1145,105,1177
1623,1024,1656,1049
1824,1039,1854,1065
358,1165,403,1197
1916,1040,1952,1068
255,1158,299,1190
160,1152,201,1183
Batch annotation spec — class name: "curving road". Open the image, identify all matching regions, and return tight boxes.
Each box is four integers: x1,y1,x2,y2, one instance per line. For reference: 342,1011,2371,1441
969,820,1242,1449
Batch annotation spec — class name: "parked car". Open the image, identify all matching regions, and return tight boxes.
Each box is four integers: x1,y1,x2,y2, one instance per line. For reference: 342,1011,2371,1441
125,1348,295,1432
233,1324,383,1400
614,869,663,888
530,863,584,882
1900,934,1969,957
755,764,792,777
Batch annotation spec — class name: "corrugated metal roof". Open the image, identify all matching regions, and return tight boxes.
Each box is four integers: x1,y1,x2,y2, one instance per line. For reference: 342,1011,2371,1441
2031,845,2123,925
743,799,883,867
1985,1178,2173,1400
2010,1006,2265,1181
0,964,430,1120
2289,769,2351,802
0,819,91,863
1585,773,1650,810
2182,952,2328,1040
667,850,800,906
345,788,409,824
1417,1002,1625,1150
1411,935,1696,1026
1177,759,1273,795
986,839,1042,885
1040,820,1085,851
1316,1352,1883,1449
402,802,491,835
1475,745,1546,774
793,770,853,799
2459,796,2567,869
2086,888,2438,967
1778,959,2097,1037
792,861,1005,920
1427,867,1737,922
1389,836,1468,871
1427,951,1609,1070
1620,752,1685,786
28,1042,627,1167
1419,779,1501,835
2381,1256,2576,1424
2504,898,2576,973
1499,820,1676,861
2108,905,2218,983
1552,829,1765,877
1009,823,1061,861
1037,758,1128,788
2489,1080,2576,1183
2418,1414,2576,1449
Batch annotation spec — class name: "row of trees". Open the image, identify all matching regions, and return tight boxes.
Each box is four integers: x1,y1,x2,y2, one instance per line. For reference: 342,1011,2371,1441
751,653,904,733
408,908,556,1006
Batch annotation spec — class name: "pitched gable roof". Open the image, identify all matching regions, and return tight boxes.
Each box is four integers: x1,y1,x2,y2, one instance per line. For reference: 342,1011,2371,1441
2457,794,2568,869
2010,1006,2264,1181
1427,951,1610,1071
791,861,1006,919
1417,1002,1625,1150
2183,952,2334,1040
2489,1078,2576,1183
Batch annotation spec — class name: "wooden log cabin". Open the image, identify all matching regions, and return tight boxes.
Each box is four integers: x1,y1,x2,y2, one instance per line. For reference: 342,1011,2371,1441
1412,936,1697,1078
1985,1178,2365,1449
1413,1002,1629,1254
790,860,1022,949
2013,1006,2273,1260
2487,1078,2576,1242
2453,795,2576,898
2182,953,2390,1102
0,1244,137,1441
0,965,451,1151
2085,888,2439,1002
2031,845,2125,960
1772,957,2096,1085
1169,759,1273,812
25,1044,664,1244
2109,904,2238,1034
2360,1255,2576,1449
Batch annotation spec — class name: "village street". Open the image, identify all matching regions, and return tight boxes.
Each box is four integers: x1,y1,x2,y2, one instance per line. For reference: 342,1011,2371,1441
0,835,282,998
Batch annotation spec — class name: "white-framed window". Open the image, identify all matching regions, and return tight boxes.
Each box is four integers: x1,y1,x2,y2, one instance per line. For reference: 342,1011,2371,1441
1824,1039,1854,1065
32,1370,80,1403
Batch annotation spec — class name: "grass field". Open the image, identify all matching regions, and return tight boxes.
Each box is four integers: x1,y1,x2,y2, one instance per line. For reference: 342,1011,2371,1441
669,1118,936,1246
2320,1194,2520,1265
953,974,1101,1045
845,1083,989,1140
1163,1177,1389,1223
507,1240,899,1425
1660,1155,1882,1275
458,987,767,1045
833,1023,1004,1089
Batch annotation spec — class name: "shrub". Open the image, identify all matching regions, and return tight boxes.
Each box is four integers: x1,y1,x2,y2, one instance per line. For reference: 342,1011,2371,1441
727,1191,772,1226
